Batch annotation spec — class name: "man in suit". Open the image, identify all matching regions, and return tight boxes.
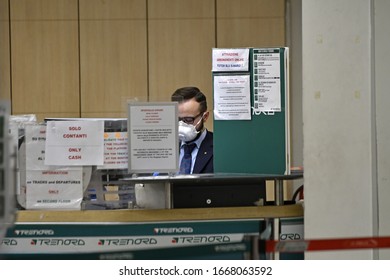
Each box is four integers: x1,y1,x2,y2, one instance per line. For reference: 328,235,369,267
171,86,213,174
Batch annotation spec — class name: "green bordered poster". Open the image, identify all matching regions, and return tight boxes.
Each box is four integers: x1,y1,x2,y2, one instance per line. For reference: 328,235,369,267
213,48,290,175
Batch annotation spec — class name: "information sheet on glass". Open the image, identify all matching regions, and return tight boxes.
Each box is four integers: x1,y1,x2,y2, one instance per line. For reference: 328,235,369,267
127,102,179,174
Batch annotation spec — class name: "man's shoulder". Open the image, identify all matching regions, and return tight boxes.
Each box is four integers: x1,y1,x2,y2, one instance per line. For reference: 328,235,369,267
205,130,213,140
201,130,213,148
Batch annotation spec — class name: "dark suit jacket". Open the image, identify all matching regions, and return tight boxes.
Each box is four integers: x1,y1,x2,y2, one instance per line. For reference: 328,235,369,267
192,130,214,174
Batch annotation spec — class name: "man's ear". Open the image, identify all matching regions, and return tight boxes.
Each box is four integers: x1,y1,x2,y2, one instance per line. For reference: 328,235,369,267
202,111,210,122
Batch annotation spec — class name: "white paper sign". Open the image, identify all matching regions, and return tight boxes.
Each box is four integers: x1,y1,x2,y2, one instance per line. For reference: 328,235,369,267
26,169,83,210
252,49,282,112
213,75,252,120
97,132,128,170
45,120,104,165
212,48,250,72
24,124,83,209
25,124,48,170
128,102,178,173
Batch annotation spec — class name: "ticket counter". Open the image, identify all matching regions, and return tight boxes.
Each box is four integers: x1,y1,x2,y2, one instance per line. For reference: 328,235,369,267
1,174,303,259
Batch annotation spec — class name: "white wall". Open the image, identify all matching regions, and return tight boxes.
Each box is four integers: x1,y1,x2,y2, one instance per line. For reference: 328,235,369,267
375,0,390,260
286,0,303,194
302,0,378,259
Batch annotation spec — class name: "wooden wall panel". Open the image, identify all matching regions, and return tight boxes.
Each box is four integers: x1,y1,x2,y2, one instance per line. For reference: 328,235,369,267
10,0,77,20
0,0,10,100
79,0,147,118
148,0,215,131
4,0,286,122
216,0,285,47
10,0,79,121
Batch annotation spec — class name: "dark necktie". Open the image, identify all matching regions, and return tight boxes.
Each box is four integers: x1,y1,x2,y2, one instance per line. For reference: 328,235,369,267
179,143,196,174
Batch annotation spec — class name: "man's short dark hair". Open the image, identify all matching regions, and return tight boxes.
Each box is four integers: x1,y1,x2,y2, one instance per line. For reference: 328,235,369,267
171,86,207,112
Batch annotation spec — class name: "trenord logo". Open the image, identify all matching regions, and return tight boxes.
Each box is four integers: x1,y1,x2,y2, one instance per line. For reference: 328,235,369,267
30,239,85,246
171,235,231,244
1,239,18,246
98,238,157,246
153,227,194,234
280,233,302,240
14,229,55,236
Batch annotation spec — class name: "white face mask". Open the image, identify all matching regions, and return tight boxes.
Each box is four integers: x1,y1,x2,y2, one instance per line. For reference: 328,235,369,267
178,117,202,142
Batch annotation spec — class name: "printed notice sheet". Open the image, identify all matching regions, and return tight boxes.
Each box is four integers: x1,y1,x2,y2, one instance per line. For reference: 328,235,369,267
25,124,83,210
213,75,251,120
97,132,128,170
212,48,250,72
252,48,282,112
128,102,178,173
45,120,104,165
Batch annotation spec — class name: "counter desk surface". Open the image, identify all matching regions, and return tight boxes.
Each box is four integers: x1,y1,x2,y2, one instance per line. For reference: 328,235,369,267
15,204,303,223
122,172,303,184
